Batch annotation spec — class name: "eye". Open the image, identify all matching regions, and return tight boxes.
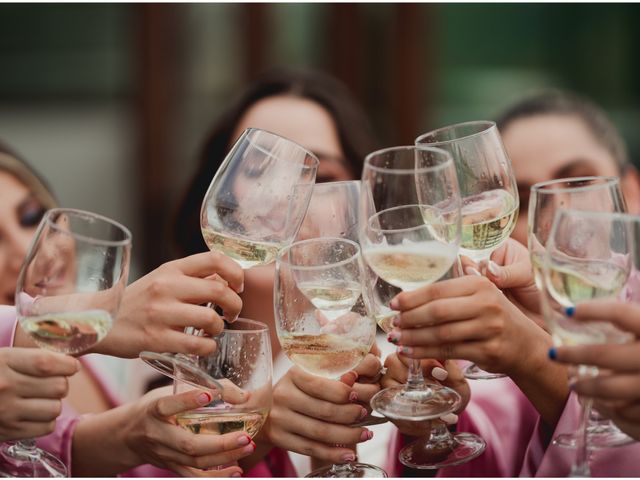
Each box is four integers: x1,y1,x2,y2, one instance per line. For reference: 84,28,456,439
19,200,46,228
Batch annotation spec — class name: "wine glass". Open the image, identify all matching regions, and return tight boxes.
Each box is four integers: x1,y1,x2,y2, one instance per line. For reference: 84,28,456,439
173,318,272,469
416,121,519,380
275,237,384,477
529,176,633,450
0,208,131,477
361,146,484,468
540,209,636,476
141,128,319,390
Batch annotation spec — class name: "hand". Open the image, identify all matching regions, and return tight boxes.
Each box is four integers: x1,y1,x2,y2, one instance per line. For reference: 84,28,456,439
461,238,541,316
388,275,551,377
380,354,467,436
350,352,383,414
94,252,243,358
121,387,253,475
0,348,79,441
552,300,640,441
263,366,374,464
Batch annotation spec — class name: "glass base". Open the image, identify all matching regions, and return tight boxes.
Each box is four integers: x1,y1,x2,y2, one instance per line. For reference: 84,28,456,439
0,443,67,477
554,422,635,450
306,462,387,478
139,351,222,393
463,363,506,380
370,384,461,421
399,432,486,469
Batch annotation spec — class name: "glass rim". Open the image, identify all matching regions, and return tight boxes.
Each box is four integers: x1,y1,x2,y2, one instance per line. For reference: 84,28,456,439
312,179,361,189
552,208,640,224
222,317,270,334
243,127,320,169
44,208,132,247
363,145,454,174
531,176,620,195
415,120,496,146
276,236,361,270
367,203,461,236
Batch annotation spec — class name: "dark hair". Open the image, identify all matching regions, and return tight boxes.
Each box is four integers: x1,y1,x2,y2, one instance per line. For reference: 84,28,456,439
496,90,629,172
173,67,378,256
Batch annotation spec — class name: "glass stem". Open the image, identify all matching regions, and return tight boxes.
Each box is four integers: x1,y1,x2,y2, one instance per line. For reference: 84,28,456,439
570,398,592,477
406,360,425,391
328,462,357,476
7,439,40,460
426,421,454,449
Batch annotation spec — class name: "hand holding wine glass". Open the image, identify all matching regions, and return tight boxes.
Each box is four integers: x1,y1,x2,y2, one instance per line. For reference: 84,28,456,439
1,208,131,478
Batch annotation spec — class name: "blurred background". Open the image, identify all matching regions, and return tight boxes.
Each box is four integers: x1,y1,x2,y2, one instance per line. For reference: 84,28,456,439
1,3,638,277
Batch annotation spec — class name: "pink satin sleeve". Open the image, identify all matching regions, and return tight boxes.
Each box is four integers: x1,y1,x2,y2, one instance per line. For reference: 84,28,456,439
521,392,640,476
386,377,540,477
245,447,299,477
0,305,18,347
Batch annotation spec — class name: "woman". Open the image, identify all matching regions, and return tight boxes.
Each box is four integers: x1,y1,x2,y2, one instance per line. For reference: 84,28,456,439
0,140,252,476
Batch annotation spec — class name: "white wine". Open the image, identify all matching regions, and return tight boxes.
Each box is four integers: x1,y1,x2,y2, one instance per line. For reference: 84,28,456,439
546,258,628,308
280,333,369,378
460,189,518,261
201,228,280,269
297,281,361,320
20,309,112,354
176,407,268,438
364,242,457,291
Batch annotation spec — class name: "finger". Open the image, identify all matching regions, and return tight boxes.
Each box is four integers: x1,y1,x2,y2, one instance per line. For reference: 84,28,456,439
165,277,243,320
162,303,225,336
159,427,254,460
571,300,640,336
273,409,371,445
160,330,218,357
16,399,62,422
173,252,244,293
390,276,483,312
459,256,481,277
15,374,69,400
277,379,366,425
611,402,640,422
153,390,213,418
571,374,640,401
389,318,495,347
272,429,357,464
218,379,250,405
7,420,57,440
290,367,354,404
353,354,382,380
396,342,487,363
369,342,381,358
553,343,640,372
7,349,80,377
486,248,533,290
396,294,492,328
352,382,381,405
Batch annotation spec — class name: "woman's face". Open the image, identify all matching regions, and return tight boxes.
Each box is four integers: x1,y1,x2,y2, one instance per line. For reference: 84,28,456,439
501,114,620,245
0,171,47,304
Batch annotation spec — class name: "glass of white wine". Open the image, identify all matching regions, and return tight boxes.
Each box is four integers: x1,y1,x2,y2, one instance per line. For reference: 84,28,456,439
173,318,272,463
416,121,519,380
141,128,318,390
529,176,632,451
275,237,384,477
541,209,636,477
361,145,484,468
1,208,131,477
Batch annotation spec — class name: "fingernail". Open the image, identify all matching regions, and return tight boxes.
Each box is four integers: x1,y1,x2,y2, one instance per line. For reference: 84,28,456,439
564,306,575,317
465,266,481,277
198,392,212,405
432,367,448,381
392,315,401,327
232,473,242,478
349,391,359,403
397,346,413,355
341,452,356,463
488,260,500,277
568,377,577,390
238,282,245,294
360,429,374,441
387,330,401,344
242,441,256,454
237,435,251,446
359,407,369,420
441,413,458,425
390,298,399,310
548,347,557,360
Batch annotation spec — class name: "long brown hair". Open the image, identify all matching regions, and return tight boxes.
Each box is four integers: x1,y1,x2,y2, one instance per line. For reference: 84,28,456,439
173,67,378,256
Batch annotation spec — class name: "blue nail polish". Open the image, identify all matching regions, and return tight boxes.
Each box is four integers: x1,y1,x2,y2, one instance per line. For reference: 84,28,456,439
565,306,575,317
548,347,557,360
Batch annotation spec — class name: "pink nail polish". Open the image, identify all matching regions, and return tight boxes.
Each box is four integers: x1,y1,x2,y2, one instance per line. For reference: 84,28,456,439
392,315,401,327
387,330,401,344
231,473,242,478
397,345,413,355
359,407,368,420
341,452,356,463
389,298,399,310
360,429,373,441
349,391,359,403
197,392,212,405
